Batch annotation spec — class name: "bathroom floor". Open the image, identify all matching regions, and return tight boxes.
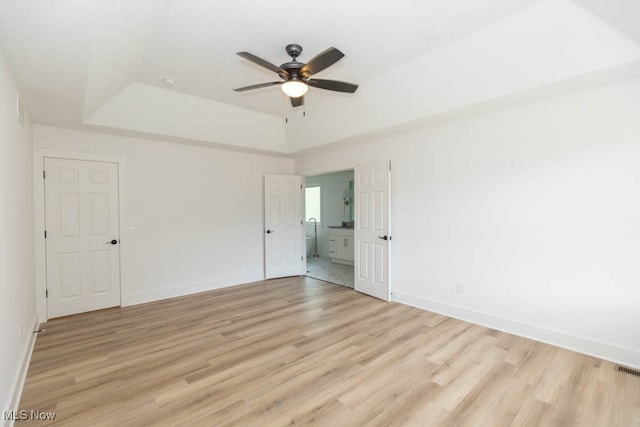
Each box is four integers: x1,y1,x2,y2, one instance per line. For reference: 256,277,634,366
306,256,354,289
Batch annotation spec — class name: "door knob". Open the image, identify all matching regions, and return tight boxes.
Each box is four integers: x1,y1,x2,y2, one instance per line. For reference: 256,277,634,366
266,230,272,234
378,235,388,240
106,239,118,245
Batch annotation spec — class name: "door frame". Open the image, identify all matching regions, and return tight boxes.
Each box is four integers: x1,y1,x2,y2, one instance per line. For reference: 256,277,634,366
33,150,127,322
298,162,391,298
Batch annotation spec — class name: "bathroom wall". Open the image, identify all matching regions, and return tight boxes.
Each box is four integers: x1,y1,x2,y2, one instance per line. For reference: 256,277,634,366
305,170,354,257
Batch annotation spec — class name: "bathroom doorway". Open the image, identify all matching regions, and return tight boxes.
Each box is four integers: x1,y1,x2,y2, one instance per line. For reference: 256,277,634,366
304,170,355,288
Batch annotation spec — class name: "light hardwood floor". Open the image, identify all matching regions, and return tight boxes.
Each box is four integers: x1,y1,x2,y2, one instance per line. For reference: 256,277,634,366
19,277,640,426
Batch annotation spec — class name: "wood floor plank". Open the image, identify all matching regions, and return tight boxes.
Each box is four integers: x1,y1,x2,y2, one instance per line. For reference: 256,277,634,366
17,276,640,426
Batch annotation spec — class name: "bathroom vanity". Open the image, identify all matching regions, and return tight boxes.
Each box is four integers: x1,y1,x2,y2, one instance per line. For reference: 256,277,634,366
328,227,354,265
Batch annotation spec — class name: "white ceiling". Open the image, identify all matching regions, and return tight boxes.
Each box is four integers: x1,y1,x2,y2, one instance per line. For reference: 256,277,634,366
0,0,639,154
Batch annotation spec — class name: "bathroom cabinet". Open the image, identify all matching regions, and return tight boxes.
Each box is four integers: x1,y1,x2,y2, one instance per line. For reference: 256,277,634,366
328,229,354,264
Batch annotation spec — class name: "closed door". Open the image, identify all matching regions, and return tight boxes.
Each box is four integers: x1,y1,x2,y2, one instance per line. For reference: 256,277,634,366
354,161,391,301
44,157,121,318
264,174,305,279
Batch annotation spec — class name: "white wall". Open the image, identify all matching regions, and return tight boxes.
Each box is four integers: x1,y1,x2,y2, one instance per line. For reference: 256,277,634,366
305,170,353,257
33,125,293,310
295,76,640,369
0,49,36,417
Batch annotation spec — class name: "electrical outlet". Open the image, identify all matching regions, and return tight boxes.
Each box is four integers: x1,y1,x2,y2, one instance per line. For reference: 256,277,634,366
19,323,23,341
456,283,465,295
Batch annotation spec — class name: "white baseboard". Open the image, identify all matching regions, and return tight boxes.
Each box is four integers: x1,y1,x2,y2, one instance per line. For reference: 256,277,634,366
3,312,39,427
121,273,264,307
392,291,640,370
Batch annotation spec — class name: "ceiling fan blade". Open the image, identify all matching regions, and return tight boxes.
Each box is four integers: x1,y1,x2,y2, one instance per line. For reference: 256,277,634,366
301,47,344,76
233,82,281,92
291,96,304,108
236,52,286,74
307,79,358,93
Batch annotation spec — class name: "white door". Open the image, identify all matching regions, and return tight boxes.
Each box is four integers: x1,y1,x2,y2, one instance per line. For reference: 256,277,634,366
44,158,121,318
354,161,391,301
264,174,305,279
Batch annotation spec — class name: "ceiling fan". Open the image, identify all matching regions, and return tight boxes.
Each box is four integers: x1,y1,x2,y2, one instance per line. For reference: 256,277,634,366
234,44,358,108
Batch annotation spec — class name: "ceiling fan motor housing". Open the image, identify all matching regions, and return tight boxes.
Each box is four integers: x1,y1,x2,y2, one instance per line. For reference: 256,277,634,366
280,44,305,81
279,63,304,80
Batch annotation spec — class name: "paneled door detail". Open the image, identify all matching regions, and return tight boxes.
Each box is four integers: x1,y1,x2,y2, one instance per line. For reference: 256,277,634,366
354,161,391,301
264,174,305,279
44,158,121,318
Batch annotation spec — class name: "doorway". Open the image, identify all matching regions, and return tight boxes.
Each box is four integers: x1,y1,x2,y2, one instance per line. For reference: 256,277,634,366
304,170,355,288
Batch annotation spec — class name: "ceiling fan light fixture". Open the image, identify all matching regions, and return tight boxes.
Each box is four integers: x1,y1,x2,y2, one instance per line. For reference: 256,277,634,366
281,80,308,98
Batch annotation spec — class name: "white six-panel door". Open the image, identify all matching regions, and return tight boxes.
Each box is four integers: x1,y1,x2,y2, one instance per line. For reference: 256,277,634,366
264,174,305,279
354,161,391,301
44,158,121,318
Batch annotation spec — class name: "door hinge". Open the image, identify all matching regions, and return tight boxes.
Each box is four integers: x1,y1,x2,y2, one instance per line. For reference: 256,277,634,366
44,230,47,239
388,161,392,172
301,256,303,261
43,170,46,179
45,289,48,298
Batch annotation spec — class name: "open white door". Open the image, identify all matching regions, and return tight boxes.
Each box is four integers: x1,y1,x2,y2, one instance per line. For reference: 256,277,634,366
354,161,391,301
264,174,305,279
44,157,121,318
